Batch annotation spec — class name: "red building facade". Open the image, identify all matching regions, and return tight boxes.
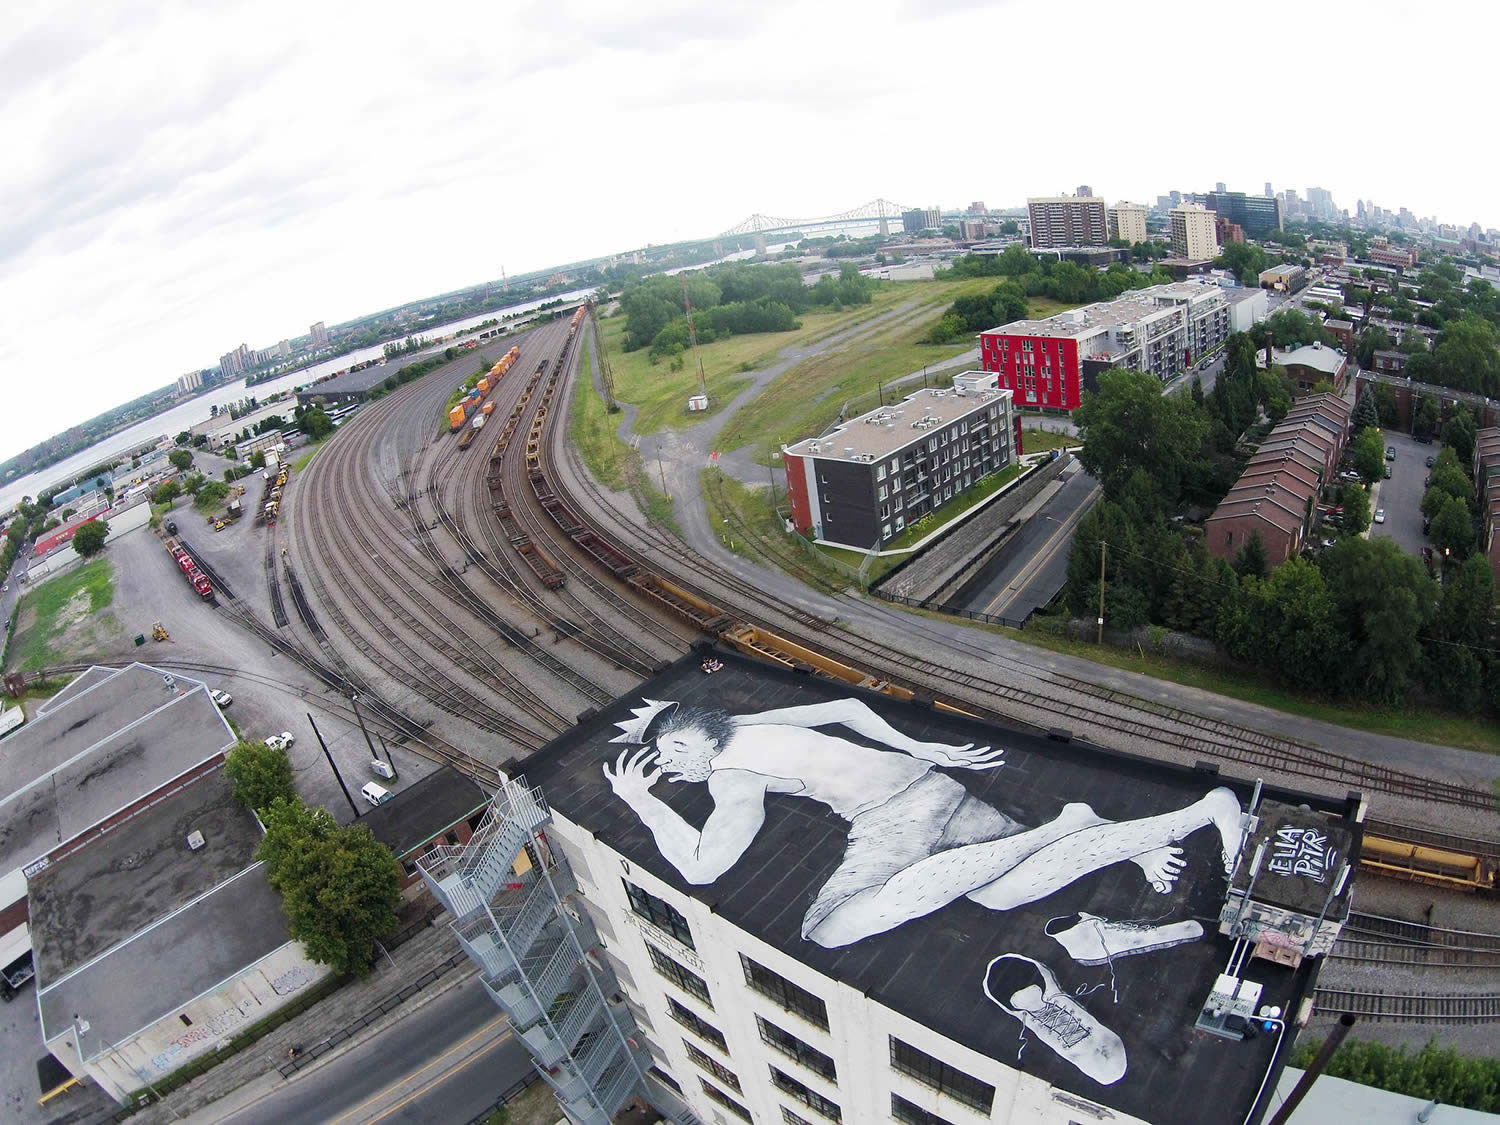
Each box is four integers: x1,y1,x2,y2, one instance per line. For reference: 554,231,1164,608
978,332,1083,411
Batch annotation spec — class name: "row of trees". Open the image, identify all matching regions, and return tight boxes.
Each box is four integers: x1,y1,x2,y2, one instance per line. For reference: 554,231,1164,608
224,741,400,977
1065,365,1498,711
925,281,1029,343
934,247,1178,304
1295,1038,1500,1112
618,262,876,357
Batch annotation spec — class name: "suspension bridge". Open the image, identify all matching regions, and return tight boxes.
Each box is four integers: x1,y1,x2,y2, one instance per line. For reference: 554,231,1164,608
719,199,916,239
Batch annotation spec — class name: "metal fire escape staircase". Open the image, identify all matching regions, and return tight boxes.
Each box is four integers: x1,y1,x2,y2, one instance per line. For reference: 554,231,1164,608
418,777,651,1124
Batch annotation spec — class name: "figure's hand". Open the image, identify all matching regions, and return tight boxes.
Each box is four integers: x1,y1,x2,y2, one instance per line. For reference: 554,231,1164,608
916,741,1005,770
604,747,663,803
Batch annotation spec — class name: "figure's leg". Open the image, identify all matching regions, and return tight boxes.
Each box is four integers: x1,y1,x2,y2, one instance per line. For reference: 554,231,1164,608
966,787,1242,913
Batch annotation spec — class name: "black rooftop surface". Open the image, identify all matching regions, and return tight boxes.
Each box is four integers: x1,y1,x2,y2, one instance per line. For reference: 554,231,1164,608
360,764,487,858
1234,801,1356,918
27,766,263,978
523,650,1349,1125
300,359,405,397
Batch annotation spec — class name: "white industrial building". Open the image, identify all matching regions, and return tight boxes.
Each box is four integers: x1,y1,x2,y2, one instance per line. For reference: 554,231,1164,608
421,651,1362,1125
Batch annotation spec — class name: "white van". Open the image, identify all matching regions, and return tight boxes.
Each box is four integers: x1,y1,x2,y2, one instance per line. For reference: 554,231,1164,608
360,782,391,807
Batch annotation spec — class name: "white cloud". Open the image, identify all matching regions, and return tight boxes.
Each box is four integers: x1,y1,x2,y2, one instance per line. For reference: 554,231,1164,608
1,0,1494,461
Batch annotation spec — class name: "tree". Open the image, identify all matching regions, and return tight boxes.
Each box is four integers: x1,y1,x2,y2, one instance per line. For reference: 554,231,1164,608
1441,409,1478,466
192,433,209,448
175,430,192,445
999,220,1019,235
183,472,206,495
195,480,231,511
1351,427,1386,485
167,448,195,472
1339,482,1370,536
250,450,267,470
1355,325,1391,369
1232,531,1268,578
257,798,401,977
1429,494,1474,558
1074,369,1210,503
71,519,109,557
153,480,181,505
225,740,296,812
1320,537,1436,703
1351,389,1379,432
1413,394,1440,437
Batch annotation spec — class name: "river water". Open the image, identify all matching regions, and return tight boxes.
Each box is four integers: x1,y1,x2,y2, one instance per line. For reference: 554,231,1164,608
0,289,595,513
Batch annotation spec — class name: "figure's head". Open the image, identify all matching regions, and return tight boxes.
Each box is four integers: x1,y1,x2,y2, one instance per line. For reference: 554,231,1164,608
652,706,735,783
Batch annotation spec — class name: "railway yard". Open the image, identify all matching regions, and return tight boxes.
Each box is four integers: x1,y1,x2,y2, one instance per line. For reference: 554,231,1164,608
29,303,1500,1060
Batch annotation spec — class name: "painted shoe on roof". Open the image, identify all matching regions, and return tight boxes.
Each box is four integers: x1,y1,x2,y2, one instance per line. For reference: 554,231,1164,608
983,953,1127,1085
1045,912,1204,966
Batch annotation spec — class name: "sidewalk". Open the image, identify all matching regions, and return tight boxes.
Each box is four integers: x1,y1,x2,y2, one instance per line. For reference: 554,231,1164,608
125,924,473,1124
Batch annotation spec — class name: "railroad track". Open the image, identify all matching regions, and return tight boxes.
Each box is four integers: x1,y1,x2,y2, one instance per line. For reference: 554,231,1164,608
1313,987,1500,1022
539,321,1498,814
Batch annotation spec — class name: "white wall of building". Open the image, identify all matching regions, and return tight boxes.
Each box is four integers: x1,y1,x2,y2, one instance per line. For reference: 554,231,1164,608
45,941,329,1101
551,813,1147,1125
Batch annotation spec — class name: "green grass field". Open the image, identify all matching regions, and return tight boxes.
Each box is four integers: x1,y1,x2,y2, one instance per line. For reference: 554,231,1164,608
568,342,629,490
7,558,116,672
1017,428,1077,453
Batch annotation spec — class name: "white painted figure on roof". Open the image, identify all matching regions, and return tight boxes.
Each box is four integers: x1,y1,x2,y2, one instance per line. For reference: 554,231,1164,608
603,697,1245,950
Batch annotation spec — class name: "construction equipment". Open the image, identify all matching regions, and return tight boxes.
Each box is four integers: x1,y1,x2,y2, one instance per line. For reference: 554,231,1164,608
151,621,170,642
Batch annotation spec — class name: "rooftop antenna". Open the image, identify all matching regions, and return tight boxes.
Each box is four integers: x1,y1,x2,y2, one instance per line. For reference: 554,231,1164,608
681,275,708,401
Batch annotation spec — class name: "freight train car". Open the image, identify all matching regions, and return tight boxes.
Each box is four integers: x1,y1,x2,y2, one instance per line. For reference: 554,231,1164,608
449,404,466,431
163,537,214,599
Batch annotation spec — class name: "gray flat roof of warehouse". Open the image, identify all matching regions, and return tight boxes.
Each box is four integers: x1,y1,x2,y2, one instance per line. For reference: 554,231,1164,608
27,766,264,979
522,649,1352,1125
298,359,407,397
0,665,234,875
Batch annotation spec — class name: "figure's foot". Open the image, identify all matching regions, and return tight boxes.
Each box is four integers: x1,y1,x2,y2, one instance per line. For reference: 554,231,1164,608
1130,846,1186,893
1201,787,1246,875
983,954,1127,1084
1046,912,1205,965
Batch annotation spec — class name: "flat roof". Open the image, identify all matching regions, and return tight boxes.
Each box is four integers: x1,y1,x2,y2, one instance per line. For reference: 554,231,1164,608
37,864,289,1054
27,766,263,979
983,282,1225,340
360,764,487,859
0,665,235,877
299,360,404,397
523,650,1349,1125
782,382,1012,461
1265,345,1346,375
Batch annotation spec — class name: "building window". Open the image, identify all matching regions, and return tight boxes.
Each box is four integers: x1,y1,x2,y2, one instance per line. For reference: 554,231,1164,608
625,880,695,949
741,955,828,1031
685,1040,741,1091
757,1016,837,1081
771,1067,842,1121
667,997,727,1052
444,830,459,846
782,1109,815,1125
648,944,712,1006
402,859,418,876
877,466,886,481
882,524,891,539
650,1066,683,1095
700,1078,753,1122
891,1095,956,1125
889,1038,995,1114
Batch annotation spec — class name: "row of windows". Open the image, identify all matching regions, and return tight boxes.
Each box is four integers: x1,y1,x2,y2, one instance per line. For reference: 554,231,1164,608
701,1077,753,1122
648,944,712,1006
625,879,695,948
637,888,993,1120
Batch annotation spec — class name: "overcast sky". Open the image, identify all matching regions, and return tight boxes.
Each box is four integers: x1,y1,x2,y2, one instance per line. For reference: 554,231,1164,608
2,0,1493,462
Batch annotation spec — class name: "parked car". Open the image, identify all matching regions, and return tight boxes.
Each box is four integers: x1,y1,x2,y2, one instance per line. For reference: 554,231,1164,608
1423,516,1432,535
1424,455,1435,468
265,732,296,750
1383,465,1392,479
1385,447,1397,461
1374,508,1386,524
165,520,178,534
209,688,232,707
1415,434,1433,444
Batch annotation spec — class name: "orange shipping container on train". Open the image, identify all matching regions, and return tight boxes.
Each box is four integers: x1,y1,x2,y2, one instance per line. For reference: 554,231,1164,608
449,405,466,430
482,401,496,415
477,377,491,395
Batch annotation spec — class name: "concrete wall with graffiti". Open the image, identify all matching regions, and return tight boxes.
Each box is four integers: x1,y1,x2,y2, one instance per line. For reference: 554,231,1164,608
54,942,328,1101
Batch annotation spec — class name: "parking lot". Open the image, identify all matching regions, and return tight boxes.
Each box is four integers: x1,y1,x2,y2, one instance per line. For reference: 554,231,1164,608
1370,429,1437,557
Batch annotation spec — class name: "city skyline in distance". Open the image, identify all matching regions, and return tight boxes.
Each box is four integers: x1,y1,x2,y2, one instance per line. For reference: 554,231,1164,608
3,0,1494,463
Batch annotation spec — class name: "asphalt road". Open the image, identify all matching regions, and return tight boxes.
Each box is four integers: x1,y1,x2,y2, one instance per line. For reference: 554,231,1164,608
1370,429,1437,557
956,466,1099,619
218,979,530,1125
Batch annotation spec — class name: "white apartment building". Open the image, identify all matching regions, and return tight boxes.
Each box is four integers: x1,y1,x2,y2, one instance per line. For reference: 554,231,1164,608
1027,195,1108,248
1108,202,1149,244
422,652,1361,1125
1170,203,1220,260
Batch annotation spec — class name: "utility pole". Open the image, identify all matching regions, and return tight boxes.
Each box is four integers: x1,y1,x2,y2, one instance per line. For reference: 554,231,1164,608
309,713,359,819
1097,539,1107,644
681,275,708,400
349,692,377,758
656,448,670,499
590,304,617,412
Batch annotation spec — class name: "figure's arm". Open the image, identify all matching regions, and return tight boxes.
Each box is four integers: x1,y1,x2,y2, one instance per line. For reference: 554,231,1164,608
604,750,769,883
740,699,1003,770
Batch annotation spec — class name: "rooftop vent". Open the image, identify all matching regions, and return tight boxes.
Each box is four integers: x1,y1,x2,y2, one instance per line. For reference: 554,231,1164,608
187,830,205,851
